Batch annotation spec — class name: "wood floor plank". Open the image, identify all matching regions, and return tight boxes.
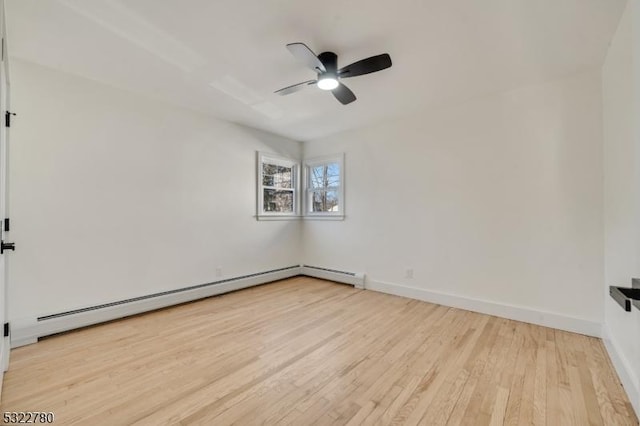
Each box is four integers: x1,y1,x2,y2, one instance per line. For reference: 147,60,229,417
0,277,636,425
545,332,561,425
489,386,510,426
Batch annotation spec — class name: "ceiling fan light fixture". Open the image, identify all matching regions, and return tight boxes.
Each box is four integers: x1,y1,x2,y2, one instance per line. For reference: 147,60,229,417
317,76,339,91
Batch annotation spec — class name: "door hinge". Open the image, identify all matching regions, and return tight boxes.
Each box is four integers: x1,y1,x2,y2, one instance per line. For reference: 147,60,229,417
3,322,9,337
5,111,15,127
4,218,9,232
1,241,14,254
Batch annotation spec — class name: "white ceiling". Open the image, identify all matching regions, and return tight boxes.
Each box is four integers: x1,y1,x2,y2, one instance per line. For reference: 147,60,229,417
5,0,627,141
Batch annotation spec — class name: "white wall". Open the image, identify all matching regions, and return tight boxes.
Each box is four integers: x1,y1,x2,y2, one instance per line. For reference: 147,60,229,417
8,59,301,322
603,0,640,415
303,70,604,333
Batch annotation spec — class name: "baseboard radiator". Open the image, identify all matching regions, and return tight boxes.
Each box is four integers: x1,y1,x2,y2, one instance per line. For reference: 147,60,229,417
11,265,302,348
300,265,365,289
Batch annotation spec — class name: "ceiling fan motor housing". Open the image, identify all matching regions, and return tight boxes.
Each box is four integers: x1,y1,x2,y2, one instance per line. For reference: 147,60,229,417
318,51,338,78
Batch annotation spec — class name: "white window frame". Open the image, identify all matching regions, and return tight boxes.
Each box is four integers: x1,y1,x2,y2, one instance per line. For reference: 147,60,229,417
303,153,345,220
256,152,300,220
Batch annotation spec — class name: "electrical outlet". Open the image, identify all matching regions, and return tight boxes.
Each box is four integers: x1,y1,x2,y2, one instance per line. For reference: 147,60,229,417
215,267,222,277
405,268,414,279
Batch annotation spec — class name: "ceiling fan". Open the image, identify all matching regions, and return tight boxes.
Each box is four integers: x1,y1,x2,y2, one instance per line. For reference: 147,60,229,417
275,43,392,105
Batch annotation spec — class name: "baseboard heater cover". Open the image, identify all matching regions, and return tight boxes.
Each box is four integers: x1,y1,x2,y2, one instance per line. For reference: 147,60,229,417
300,265,365,288
11,265,302,348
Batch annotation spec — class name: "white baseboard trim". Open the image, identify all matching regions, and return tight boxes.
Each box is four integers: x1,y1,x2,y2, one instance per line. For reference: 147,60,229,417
0,337,6,400
11,266,302,348
2,336,8,372
602,327,640,417
366,279,602,338
300,265,365,289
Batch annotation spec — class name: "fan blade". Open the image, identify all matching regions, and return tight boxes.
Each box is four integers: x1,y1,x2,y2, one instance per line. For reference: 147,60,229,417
275,80,317,96
338,53,392,78
332,83,356,105
286,43,326,73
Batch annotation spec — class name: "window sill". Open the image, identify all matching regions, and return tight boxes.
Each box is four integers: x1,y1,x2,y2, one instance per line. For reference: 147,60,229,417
255,215,302,221
303,215,345,221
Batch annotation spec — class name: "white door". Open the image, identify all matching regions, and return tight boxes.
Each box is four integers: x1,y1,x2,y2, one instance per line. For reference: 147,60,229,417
0,0,12,379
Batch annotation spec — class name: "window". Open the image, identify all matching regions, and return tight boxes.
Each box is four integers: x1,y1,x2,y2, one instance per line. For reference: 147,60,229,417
256,152,344,220
304,154,344,219
257,152,299,219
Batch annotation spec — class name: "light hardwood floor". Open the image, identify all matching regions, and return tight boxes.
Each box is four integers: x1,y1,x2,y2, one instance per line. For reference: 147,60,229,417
1,277,637,425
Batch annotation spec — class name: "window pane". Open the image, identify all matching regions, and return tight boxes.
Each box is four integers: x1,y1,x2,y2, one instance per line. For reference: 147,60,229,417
311,190,339,212
263,189,294,212
262,163,292,188
310,163,340,189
